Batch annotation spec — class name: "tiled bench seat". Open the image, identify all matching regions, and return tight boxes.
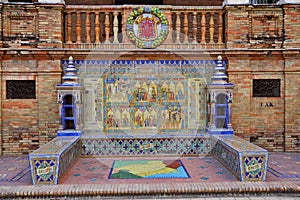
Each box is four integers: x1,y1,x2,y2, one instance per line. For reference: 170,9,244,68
212,135,268,181
29,136,80,185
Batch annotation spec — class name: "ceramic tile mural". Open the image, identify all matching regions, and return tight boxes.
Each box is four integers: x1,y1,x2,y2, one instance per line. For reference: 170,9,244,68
61,59,226,135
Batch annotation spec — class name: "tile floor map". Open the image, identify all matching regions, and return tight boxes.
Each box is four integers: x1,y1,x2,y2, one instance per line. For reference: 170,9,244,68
109,160,190,179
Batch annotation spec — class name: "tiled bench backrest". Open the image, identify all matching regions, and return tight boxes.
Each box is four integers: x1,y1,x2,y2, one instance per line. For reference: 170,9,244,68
212,135,268,181
81,135,211,156
29,136,80,185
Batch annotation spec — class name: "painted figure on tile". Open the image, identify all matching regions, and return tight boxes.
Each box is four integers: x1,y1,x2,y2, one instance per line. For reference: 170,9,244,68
161,110,168,129
134,109,143,127
106,83,113,101
160,106,183,130
177,89,183,100
105,76,128,102
122,110,130,127
169,89,175,101
161,83,168,101
176,82,184,100
106,109,117,128
141,82,148,101
144,110,150,127
150,109,157,127
149,82,158,101
115,110,121,128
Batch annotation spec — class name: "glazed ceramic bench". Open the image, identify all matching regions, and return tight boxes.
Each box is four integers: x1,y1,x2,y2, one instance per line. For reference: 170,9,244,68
211,134,268,181
29,136,80,184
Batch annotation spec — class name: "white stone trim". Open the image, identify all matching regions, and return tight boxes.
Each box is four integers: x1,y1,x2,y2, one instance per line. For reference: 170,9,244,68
277,0,300,4
223,0,249,6
38,0,65,3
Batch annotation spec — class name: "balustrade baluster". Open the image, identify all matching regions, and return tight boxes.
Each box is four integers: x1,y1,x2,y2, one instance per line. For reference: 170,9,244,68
193,12,197,43
66,12,72,44
86,12,91,43
113,12,119,43
218,12,223,44
167,12,173,43
183,12,188,43
95,12,100,43
201,12,206,44
76,12,81,43
104,12,110,43
209,13,214,44
176,12,181,43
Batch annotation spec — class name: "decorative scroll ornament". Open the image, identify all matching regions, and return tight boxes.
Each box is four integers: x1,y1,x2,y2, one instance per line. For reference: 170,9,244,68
126,6,169,49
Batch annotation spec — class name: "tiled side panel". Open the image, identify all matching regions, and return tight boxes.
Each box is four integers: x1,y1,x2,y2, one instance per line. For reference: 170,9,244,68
242,154,268,181
58,141,81,182
212,141,240,179
81,137,211,156
30,157,58,185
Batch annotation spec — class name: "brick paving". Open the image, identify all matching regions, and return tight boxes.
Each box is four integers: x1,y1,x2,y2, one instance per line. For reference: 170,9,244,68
0,152,299,199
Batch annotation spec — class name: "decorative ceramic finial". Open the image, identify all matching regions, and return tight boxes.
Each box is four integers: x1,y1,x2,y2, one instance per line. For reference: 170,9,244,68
211,55,228,83
62,56,79,84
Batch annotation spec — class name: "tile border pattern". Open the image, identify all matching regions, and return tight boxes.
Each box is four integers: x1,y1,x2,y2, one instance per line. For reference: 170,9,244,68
81,136,211,156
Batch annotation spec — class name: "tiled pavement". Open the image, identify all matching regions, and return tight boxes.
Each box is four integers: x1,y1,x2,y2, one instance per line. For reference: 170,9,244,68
0,152,299,199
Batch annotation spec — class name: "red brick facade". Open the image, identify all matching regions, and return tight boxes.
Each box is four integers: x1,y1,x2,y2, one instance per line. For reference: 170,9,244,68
0,1,299,154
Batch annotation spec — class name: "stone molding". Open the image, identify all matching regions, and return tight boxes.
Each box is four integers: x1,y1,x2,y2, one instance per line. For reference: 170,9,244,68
38,0,65,3
223,0,249,6
278,0,300,4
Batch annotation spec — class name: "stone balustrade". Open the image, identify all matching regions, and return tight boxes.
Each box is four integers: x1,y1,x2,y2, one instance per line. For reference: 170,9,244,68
64,5,224,49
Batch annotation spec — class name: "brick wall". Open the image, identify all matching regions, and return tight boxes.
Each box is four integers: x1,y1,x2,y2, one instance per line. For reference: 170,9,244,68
1,58,38,155
284,55,300,152
1,4,64,49
224,6,250,49
0,55,61,155
36,59,62,148
283,5,300,48
37,5,64,48
227,56,252,138
228,52,299,152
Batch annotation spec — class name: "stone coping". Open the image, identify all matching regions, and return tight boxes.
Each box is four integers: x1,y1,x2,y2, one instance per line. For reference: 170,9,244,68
30,136,79,156
0,181,299,198
213,135,268,153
